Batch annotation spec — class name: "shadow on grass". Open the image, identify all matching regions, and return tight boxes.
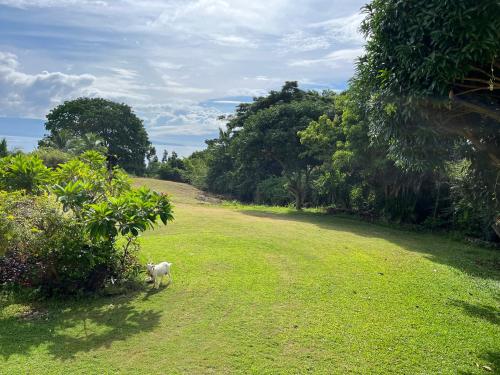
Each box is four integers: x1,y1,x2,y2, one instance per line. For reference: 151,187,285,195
451,299,500,326
459,351,500,374
0,290,162,360
238,209,500,282
142,280,172,301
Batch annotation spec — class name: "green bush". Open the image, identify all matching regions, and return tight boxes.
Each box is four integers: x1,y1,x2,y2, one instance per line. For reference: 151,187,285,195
0,192,117,294
255,177,292,206
0,151,174,296
0,154,52,194
158,163,185,182
32,147,72,169
182,151,209,189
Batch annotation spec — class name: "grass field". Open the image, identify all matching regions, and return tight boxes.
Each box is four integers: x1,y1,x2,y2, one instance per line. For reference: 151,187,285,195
1,178,499,374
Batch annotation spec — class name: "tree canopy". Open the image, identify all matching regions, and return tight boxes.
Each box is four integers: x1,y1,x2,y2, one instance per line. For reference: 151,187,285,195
201,82,334,209
40,98,151,175
357,0,500,170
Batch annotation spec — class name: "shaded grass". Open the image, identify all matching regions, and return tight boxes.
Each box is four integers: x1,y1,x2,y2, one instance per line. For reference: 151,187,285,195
1,179,499,374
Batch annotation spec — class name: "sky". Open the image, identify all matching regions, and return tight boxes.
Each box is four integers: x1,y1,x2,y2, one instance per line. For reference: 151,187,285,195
0,0,367,156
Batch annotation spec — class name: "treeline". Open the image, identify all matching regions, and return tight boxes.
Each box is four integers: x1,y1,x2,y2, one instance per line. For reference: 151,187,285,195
174,0,500,241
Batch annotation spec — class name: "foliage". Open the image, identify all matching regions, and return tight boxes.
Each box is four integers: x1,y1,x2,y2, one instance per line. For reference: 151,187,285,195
158,164,185,182
447,160,499,241
0,138,7,158
182,150,209,189
146,150,188,183
0,151,174,295
38,130,107,156
192,78,497,240
39,98,151,175
0,192,117,294
32,147,72,169
255,176,291,206
201,82,333,209
0,154,52,194
358,0,500,170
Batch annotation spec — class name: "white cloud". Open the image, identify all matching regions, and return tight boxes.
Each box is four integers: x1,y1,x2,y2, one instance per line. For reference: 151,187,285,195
150,61,183,71
225,87,269,97
0,0,108,7
280,12,364,53
288,48,364,67
109,68,139,80
0,51,95,118
212,100,246,104
137,101,225,136
211,35,257,48
280,31,330,53
147,0,287,34
310,12,364,44
161,75,213,95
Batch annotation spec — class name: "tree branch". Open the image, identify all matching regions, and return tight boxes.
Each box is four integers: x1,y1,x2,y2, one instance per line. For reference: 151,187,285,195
451,96,500,122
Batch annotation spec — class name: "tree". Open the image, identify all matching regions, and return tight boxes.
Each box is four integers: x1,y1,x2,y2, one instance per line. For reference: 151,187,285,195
202,82,333,209
358,0,500,170
235,99,329,209
161,150,168,163
183,150,209,189
40,98,151,175
0,138,7,158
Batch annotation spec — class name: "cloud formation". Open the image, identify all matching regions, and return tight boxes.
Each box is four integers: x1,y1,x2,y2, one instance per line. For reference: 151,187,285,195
0,51,95,118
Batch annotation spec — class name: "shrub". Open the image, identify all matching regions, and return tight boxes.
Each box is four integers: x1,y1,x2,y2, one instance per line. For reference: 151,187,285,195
0,193,116,294
32,147,72,169
158,163,185,182
182,152,208,189
0,151,174,296
255,177,292,206
0,154,52,194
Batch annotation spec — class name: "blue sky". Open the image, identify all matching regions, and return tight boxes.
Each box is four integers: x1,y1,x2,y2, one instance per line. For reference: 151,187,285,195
0,0,367,156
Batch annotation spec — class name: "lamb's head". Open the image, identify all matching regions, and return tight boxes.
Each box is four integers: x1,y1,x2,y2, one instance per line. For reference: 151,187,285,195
146,263,155,276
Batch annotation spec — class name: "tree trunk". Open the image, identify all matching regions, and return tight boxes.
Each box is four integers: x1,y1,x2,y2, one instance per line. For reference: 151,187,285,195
294,190,304,210
285,171,305,210
433,180,441,219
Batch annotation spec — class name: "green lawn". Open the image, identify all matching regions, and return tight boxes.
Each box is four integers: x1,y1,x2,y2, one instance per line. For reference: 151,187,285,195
1,178,499,374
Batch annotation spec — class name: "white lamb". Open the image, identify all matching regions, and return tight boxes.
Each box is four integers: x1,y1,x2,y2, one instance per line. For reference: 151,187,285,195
146,261,173,289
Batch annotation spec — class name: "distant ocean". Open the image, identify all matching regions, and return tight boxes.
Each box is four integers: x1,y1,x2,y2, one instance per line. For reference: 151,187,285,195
0,117,45,152
0,117,207,157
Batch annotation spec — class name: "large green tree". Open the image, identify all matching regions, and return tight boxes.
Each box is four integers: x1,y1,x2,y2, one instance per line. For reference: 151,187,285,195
40,98,150,175
235,98,330,209
358,0,500,170
203,82,333,209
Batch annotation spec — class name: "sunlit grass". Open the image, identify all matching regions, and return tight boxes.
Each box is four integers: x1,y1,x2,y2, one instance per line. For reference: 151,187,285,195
1,179,499,374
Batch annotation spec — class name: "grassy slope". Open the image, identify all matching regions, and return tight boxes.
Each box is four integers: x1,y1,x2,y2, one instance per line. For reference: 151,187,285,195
1,178,499,374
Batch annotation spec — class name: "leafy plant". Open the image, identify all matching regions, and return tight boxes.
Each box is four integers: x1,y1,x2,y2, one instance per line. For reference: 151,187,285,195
0,154,52,194
0,152,174,295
